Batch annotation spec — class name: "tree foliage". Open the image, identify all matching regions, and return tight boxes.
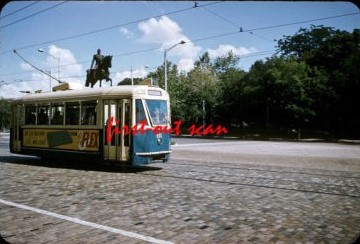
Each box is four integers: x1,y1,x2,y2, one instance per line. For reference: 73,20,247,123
277,26,360,137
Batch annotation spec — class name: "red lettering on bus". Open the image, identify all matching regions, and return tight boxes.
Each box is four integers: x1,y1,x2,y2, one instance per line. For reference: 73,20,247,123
105,117,227,143
170,120,182,135
188,124,229,136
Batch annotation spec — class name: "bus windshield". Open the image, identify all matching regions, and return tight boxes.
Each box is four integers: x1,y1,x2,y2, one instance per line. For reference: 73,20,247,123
146,99,168,125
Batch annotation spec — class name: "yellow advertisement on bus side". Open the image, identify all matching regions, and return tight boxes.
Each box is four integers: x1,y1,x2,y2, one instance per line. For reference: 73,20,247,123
23,129,99,151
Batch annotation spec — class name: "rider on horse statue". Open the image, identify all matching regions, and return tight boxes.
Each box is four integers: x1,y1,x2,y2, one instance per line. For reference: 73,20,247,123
86,48,112,88
91,48,103,71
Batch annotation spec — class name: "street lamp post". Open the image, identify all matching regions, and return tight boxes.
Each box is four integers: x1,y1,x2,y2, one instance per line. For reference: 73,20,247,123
164,40,185,91
38,48,61,80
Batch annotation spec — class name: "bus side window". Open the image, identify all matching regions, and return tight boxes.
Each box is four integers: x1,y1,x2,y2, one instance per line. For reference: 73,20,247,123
38,106,49,125
81,101,97,125
135,99,148,125
25,106,36,125
51,104,64,125
65,102,80,125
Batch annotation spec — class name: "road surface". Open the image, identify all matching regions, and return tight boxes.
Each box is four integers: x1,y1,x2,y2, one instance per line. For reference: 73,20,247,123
1,134,360,243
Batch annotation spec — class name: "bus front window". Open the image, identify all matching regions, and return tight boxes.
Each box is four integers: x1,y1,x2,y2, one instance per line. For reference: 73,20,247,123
146,100,168,125
136,99,148,125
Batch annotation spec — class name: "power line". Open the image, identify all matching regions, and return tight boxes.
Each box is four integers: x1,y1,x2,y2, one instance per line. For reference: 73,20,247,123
240,50,277,58
199,5,280,43
1,46,162,78
1,48,277,82
245,12,360,32
191,12,360,44
2,10,358,77
13,49,64,84
202,6,240,30
0,2,68,29
0,1,222,55
248,32,274,43
1,5,357,56
0,1,40,20
1,11,358,78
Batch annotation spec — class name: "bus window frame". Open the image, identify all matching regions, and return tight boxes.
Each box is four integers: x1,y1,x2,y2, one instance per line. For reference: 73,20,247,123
65,101,80,126
50,103,65,126
25,104,37,125
81,100,98,126
37,104,50,126
135,99,149,126
145,99,169,126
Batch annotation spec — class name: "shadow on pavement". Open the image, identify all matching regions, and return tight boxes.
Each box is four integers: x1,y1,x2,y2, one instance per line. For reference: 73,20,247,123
0,155,163,173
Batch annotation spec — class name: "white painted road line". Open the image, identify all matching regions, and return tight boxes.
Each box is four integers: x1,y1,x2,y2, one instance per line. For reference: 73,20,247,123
172,142,235,147
0,199,174,244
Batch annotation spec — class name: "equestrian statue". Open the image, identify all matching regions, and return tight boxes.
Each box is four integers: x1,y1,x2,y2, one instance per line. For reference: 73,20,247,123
85,48,113,88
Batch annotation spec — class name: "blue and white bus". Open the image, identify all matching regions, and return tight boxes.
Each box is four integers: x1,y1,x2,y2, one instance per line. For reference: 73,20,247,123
10,84,171,165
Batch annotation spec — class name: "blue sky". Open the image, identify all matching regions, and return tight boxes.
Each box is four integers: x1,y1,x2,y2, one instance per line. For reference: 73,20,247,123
0,1,359,98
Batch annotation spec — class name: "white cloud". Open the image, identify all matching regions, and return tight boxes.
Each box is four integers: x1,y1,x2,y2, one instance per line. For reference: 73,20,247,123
115,67,149,84
20,62,32,71
138,16,201,61
178,59,194,73
0,79,51,98
207,44,257,59
138,16,182,44
47,45,82,82
119,27,134,39
0,45,83,98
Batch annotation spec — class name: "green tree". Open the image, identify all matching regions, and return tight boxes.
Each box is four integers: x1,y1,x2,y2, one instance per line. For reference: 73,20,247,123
277,25,338,61
215,69,246,125
217,68,246,123
242,57,320,138
213,50,240,74
117,77,144,85
277,26,360,137
182,64,218,125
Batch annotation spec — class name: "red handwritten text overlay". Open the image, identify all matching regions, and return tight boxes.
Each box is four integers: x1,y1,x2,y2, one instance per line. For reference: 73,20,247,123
106,117,228,143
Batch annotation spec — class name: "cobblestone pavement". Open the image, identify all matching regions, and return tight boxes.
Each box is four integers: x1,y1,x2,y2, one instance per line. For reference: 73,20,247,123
1,138,360,243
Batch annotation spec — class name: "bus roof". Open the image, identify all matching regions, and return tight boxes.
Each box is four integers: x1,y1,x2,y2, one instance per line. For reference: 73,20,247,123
12,85,169,104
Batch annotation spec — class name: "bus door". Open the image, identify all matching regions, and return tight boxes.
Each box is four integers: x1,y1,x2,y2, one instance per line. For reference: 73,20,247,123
103,100,131,161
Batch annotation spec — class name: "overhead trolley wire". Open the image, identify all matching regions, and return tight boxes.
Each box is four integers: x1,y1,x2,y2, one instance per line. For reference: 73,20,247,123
0,1,68,29
1,11,358,79
246,12,360,32
2,49,277,82
203,6,274,42
191,12,360,44
0,1,40,20
201,6,240,29
1,45,163,79
0,1,222,55
13,49,65,84
1,9,358,80
1,4,357,55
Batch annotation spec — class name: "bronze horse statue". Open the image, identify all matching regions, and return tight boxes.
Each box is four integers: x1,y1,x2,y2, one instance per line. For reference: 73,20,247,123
85,55,113,88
